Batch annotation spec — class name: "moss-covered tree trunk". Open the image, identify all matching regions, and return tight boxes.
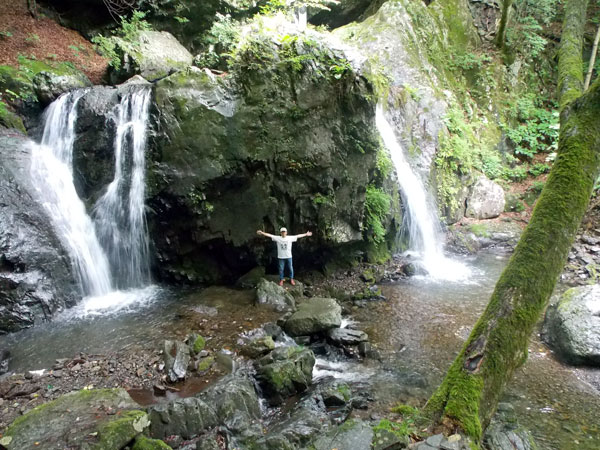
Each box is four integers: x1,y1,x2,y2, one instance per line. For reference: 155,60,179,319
495,0,513,49
425,0,600,442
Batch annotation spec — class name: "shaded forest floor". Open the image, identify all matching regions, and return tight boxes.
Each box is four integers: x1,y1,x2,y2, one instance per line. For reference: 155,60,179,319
0,1,107,84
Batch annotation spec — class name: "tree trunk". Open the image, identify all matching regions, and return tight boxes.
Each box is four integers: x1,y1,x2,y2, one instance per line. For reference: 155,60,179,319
27,0,38,19
425,0,597,442
495,0,514,50
584,23,600,90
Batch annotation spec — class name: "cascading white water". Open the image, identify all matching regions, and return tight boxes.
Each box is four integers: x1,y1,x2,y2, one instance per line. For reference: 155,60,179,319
376,104,469,281
93,87,152,288
30,92,113,296
30,87,159,315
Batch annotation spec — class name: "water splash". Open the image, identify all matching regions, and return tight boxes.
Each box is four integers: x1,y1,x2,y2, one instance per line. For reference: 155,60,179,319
30,92,113,296
93,87,152,289
375,104,469,281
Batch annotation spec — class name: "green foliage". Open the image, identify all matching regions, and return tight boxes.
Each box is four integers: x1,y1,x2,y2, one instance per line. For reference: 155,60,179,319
502,95,559,159
194,13,240,69
365,185,391,244
0,30,13,39
528,163,550,177
505,0,559,60
312,193,334,206
376,146,393,179
502,166,528,182
372,418,418,440
91,11,152,69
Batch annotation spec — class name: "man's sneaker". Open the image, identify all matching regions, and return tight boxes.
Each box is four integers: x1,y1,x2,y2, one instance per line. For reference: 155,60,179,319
290,279,296,286
278,280,284,286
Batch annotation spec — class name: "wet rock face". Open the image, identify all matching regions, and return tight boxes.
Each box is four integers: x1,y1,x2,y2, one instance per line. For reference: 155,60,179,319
148,374,261,441
148,52,382,282
543,285,600,366
255,279,296,312
0,131,78,334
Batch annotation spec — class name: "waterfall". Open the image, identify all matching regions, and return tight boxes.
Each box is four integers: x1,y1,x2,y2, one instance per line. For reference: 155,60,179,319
93,87,152,289
30,86,158,315
30,92,113,296
376,104,469,281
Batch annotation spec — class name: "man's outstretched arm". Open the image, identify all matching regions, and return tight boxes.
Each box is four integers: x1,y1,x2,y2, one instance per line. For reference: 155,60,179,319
293,231,312,239
257,230,276,238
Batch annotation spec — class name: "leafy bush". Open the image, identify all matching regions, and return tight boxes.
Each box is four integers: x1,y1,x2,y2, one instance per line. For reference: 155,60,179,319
91,11,152,69
502,94,559,159
528,163,550,177
502,166,528,182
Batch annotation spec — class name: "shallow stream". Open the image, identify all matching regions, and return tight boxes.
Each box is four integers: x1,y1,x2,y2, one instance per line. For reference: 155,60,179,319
1,251,599,448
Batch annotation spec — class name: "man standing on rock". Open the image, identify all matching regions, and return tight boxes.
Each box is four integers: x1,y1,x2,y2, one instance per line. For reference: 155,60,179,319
257,227,312,286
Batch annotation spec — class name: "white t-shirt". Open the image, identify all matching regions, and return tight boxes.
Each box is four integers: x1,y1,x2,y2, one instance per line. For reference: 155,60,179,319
271,235,298,259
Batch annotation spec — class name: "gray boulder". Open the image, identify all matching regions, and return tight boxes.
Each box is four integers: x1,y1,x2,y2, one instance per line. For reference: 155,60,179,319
327,327,369,346
484,403,538,450
284,298,342,336
33,70,91,105
255,278,296,312
543,285,600,365
1,389,148,450
112,30,193,83
148,374,261,441
255,346,316,405
162,340,191,382
465,176,506,219
312,419,374,450
0,131,78,334
254,389,331,449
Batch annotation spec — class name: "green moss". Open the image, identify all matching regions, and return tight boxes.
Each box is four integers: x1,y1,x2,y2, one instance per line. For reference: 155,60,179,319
94,410,149,449
468,223,490,238
196,356,214,372
0,101,25,132
193,335,206,354
132,435,172,450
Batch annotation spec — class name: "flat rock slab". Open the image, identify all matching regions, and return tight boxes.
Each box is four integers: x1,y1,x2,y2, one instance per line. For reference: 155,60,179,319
312,419,374,450
327,327,369,345
1,388,147,450
284,298,342,336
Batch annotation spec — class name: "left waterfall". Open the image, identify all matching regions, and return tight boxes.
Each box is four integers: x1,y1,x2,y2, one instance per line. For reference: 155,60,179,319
30,91,113,297
30,86,155,310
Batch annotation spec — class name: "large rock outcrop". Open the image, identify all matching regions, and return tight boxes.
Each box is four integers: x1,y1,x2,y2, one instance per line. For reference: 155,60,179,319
145,32,396,283
0,130,78,334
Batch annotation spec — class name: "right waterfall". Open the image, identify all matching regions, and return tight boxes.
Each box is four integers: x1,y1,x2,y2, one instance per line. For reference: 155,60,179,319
375,104,470,281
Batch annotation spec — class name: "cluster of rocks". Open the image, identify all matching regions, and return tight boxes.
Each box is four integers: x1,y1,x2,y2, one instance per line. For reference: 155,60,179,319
0,349,163,430
561,232,600,285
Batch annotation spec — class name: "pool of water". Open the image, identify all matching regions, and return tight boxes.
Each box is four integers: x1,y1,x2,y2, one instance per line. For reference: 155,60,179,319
352,250,600,450
0,285,279,372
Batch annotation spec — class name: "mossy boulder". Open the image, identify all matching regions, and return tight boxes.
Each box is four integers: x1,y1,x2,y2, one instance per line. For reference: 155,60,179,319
284,297,342,336
109,31,193,83
543,285,600,366
1,388,147,450
255,346,316,405
311,419,374,450
0,59,90,106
